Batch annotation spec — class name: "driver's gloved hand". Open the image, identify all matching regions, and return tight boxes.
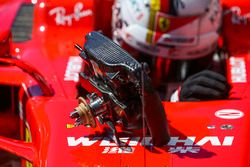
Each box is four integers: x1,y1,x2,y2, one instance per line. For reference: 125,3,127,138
180,70,231,101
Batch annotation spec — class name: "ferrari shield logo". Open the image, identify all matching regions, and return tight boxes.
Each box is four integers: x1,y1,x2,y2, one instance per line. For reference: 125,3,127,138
158,17,170,32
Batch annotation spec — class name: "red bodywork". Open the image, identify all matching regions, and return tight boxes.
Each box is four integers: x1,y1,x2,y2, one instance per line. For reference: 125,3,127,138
0,0,250,166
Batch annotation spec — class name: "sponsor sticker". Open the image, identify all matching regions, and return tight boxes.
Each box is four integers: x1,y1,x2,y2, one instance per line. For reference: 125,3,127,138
215,109,244,119
129,0,144,20
229,57,247,83
64,56,83,82
67,136,234,154
49,2,93,26
224,6,250,25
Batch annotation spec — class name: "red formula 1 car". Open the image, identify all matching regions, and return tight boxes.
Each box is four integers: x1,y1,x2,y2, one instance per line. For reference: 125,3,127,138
0,0,250,166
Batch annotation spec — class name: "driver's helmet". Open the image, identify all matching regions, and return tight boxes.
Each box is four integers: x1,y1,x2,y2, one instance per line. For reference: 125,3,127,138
112,0,222,60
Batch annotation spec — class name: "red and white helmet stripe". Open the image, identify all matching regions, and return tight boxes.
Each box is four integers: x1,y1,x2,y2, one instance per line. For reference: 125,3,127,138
112,0,222,59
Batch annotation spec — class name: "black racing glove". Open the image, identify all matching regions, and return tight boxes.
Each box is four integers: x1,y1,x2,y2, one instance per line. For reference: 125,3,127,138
180,70,231,101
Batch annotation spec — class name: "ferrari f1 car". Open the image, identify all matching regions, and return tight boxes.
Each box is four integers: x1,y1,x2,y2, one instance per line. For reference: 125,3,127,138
0,0,250,166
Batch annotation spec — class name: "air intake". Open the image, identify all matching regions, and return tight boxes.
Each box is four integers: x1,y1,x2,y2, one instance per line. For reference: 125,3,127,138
11,4,34,42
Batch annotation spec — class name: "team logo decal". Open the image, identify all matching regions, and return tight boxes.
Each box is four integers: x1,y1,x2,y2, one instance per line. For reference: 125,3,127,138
158,17,170,32
215,109,244,119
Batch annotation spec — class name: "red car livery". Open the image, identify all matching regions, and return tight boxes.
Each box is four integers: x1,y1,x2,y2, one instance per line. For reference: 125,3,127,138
0,0,250,166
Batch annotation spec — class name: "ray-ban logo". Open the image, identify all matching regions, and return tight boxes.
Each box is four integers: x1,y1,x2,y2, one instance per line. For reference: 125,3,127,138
49,2,93,26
